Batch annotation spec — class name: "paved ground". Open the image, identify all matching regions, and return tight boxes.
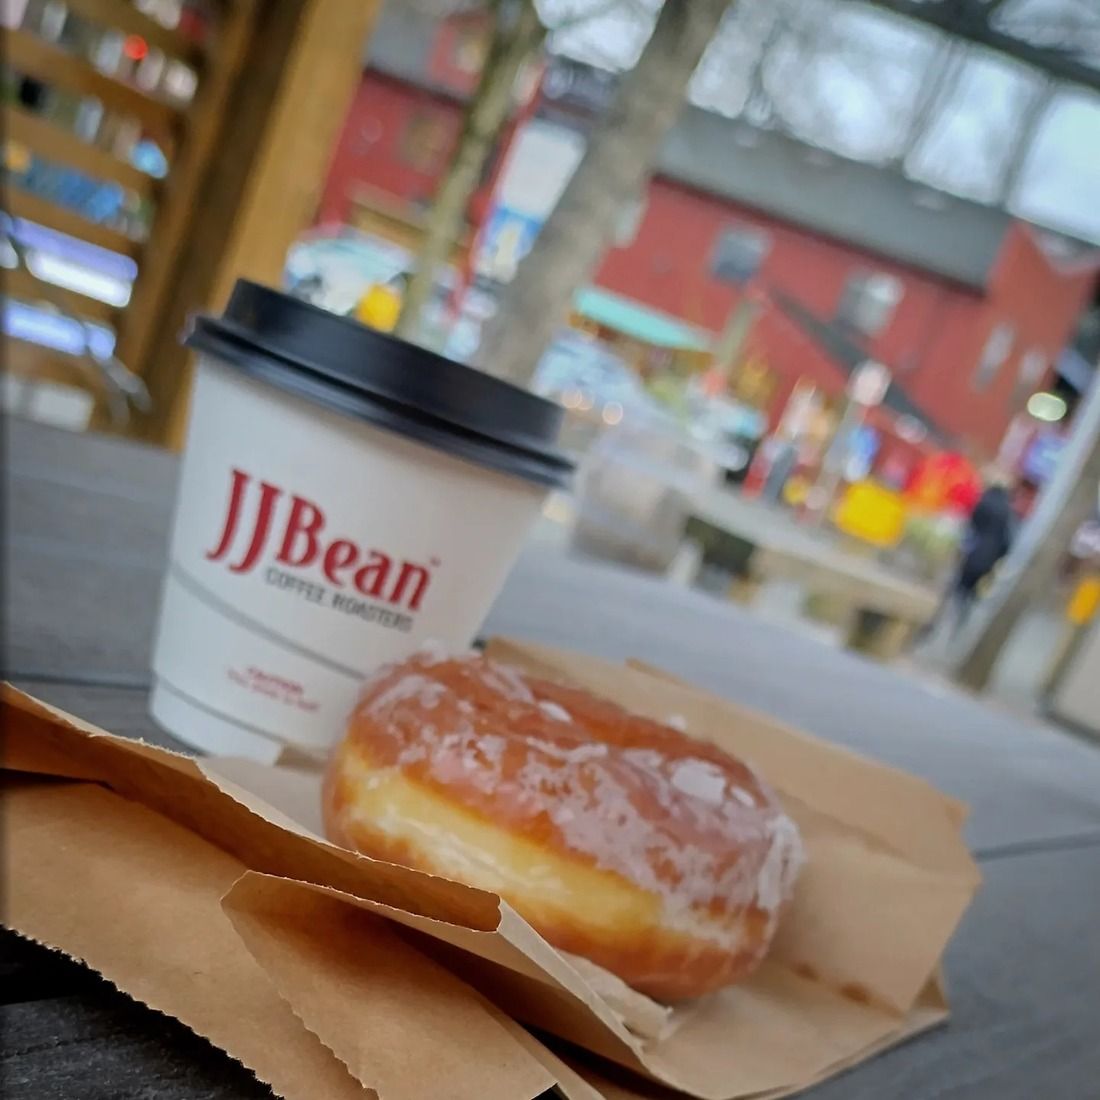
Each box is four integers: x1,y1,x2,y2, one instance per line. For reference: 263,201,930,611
915,602,1069,713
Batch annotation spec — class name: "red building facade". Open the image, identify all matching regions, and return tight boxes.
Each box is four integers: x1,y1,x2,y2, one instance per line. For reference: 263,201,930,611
319,21,1098,465
592,179,1096,455
319,71,465,226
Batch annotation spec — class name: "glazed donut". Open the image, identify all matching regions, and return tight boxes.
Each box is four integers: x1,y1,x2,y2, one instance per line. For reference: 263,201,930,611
323,650,803,1001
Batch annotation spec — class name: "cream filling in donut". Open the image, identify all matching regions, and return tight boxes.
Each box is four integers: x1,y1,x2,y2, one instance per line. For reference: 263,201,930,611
335,749,759,956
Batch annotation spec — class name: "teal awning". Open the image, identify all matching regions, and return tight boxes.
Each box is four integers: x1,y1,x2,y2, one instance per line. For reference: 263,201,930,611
573,287,712,352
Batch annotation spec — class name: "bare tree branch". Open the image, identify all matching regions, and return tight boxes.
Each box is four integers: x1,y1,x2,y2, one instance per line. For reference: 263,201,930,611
894,37,968,165
395,0,547,340
474,0,735,385
995,74,1056,204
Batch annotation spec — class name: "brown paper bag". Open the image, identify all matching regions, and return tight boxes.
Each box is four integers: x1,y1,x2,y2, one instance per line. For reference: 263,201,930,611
1,638,980,1100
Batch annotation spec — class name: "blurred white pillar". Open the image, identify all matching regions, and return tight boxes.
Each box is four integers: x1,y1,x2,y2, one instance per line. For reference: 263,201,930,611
951,367,1100,690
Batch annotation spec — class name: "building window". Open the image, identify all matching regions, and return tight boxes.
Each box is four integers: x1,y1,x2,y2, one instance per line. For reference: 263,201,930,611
836,271,903,336
451,25,488,74
1014,346,1047,401
973,322,1015,390
353,118,383,156
613,195,647,247
710,226,771,285
400,110,450,173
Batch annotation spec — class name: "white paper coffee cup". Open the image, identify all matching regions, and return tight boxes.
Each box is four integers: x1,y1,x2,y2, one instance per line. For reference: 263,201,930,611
151,281,571,762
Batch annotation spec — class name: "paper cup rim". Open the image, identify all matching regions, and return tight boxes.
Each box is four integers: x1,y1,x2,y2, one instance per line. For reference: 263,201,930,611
184,281,575,490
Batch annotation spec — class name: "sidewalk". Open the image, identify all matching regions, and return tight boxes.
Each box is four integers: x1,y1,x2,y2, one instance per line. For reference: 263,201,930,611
913,604,1068,716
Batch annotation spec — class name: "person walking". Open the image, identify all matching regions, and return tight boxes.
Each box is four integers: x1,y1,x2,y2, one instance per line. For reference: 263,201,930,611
950,472,1017,630
921,470,1016,639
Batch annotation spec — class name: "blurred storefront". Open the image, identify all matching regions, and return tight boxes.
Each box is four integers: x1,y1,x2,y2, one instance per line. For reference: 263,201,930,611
568,286,710,374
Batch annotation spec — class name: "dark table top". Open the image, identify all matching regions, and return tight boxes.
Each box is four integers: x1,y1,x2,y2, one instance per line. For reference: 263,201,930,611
3,416,1100,1099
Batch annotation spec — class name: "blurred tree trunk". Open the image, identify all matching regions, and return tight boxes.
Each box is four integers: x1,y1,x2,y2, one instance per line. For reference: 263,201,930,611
474,0,734,385
395,0,545,342
953,374,1100,691
995,75,1056,206
893,38,966,168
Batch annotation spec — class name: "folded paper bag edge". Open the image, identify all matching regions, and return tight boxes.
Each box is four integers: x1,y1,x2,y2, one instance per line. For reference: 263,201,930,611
3,779,380,1100
497,1018,611,1100
221,870,645,1060
220,871,556,1100
567,975,950,1100
0,682,506,933
0,923,360,1100
775,976,951,1100
217,872,893,1100
0,681,198,778
220,870,614,1100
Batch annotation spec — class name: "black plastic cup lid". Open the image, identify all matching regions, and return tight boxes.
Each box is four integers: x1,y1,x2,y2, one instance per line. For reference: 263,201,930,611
184,280,574,489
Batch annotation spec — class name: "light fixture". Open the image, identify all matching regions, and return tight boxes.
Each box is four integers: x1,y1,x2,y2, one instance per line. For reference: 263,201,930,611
1026,391,1067,423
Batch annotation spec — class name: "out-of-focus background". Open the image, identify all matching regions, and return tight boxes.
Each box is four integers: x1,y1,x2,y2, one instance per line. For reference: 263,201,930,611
3,0,1100,730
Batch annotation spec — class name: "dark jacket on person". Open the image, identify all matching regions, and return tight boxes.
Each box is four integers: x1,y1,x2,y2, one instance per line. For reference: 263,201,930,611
958,486,1014,592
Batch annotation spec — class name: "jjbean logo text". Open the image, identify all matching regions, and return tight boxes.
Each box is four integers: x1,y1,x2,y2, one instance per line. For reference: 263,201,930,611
205,468,436,614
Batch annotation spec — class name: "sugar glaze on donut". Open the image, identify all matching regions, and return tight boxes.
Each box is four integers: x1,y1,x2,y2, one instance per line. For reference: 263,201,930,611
323,649,803,1000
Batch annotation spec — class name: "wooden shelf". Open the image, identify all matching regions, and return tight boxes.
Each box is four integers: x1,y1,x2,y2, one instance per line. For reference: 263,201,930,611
2,265,123,325
4,106,157,198
5,188,143,259
66,0,205,69
4,338,105,396
7,29,181,154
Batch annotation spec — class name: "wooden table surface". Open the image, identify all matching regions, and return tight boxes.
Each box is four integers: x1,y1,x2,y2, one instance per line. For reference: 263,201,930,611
4,417,1100,1099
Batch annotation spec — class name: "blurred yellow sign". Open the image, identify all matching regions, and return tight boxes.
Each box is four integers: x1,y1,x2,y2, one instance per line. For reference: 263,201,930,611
354,283,402,333
1067,576,1100,626
834,480,906,548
